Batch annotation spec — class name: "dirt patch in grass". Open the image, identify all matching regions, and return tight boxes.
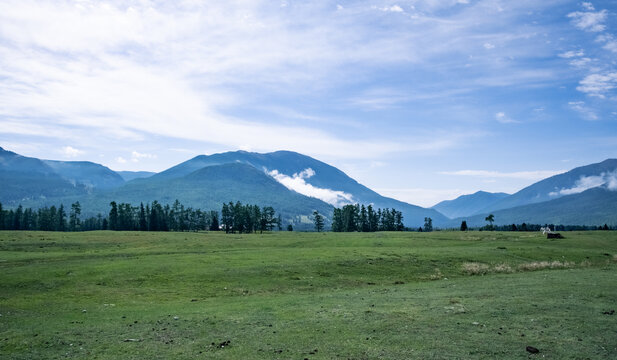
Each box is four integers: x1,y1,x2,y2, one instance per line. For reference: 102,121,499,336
462,260,575,275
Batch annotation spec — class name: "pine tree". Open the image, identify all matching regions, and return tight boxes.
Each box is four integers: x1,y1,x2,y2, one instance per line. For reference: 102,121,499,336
460,220,468,231
109,201,118,231
69,202,81,231
57,205,66,231
139,203,147,231
313,210,324,232
360,205,369,232
209,211,219,231
423,217,433,232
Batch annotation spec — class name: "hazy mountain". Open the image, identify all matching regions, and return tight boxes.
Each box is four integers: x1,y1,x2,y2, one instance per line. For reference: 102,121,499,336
117,171,156,181
457,186,617,227
483,159,617,212
43,160,125,189
107,163,333,223
0,147,87,204
0,147,446,228
5,146,614,227
431,191,510,219
144,150,448,227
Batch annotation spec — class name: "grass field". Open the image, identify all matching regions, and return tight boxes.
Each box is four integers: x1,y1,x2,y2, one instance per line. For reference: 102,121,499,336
1,230,616,359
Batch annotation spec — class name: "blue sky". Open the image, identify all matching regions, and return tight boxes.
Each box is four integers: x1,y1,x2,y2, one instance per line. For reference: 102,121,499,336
1,0,616,206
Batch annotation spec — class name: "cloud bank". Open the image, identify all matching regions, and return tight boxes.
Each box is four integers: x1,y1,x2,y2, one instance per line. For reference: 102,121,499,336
549,171,617,196
267,168,354,207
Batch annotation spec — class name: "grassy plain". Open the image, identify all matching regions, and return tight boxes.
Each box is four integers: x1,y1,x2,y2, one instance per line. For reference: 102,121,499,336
1,230,616,359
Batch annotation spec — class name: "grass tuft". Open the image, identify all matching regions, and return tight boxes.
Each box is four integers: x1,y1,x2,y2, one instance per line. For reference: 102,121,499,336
461,262,490,275
517,260,574,271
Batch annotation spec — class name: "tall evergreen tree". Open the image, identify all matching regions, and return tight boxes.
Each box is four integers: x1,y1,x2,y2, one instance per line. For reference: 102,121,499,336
14,205,23,230
360,205,369,232
139,203,147,231
57,204,67,231
423,217,433,232
460,220,468,231
209,211,220,231
69,202,81,231
109,201,118,231
313,210,324,232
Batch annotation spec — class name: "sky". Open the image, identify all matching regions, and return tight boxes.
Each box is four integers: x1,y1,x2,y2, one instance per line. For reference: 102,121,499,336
1,0,616,207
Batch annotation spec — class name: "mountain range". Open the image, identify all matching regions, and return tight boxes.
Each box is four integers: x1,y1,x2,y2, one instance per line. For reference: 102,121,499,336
1,146,616,227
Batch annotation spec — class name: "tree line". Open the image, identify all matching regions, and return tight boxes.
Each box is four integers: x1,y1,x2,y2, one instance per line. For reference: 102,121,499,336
328,204,404,232
0,200,281,233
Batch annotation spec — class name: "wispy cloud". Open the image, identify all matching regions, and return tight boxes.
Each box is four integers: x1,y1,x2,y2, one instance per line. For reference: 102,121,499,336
549,171,617,196
495,112,518,124
558,50,584,58
568,101,599,120
576,72,617,98
567,8,607,32
131,151,157,163
380,5,404,13
116,156,127,164
267,168,354,206
61,146,84,158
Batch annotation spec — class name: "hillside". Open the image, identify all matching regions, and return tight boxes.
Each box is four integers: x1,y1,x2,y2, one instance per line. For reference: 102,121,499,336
144,150,448,227
456,186,617,227
43,160,125,189
431,191,509,218
0,147,88,204
483,159,617,212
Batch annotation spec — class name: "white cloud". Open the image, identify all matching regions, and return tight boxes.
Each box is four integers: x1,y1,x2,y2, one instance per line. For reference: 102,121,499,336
440,169,563,180
495,112,518,124
568,101,598,120
61,146,84,158
116,157,127,164
483,43,495,49
381,5,404,13
569,57,591,68
567,9,607,32
596,34,617,53
267,168,354,206
549,171,617,196
581,2,595,11
131,151,157,162
576,72,617,98
558,50,584,58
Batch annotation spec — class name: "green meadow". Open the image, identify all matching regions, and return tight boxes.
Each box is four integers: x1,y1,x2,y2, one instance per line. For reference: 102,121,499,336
1,230,616,359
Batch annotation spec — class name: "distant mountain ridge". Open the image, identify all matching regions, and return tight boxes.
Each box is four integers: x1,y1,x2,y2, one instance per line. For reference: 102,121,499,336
445,159,617,226
2,145,616,227
117,171,156,181
431,191,509,219
43,160,125,189
0,147,446,228
482,159,617,213
138,150,448,227
456,186,617,227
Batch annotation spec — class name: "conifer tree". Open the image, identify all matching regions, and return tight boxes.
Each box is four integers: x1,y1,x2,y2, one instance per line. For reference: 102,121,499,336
313,210,324,232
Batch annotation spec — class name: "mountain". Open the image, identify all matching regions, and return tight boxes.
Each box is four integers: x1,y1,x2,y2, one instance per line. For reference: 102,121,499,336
43,160,125,189
101,163,334,224
431,191,509,219
0,147,88,204
458,186,617,227
483,159,617,213
0,147,446,228
117,171,156,181
142,150,448,227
